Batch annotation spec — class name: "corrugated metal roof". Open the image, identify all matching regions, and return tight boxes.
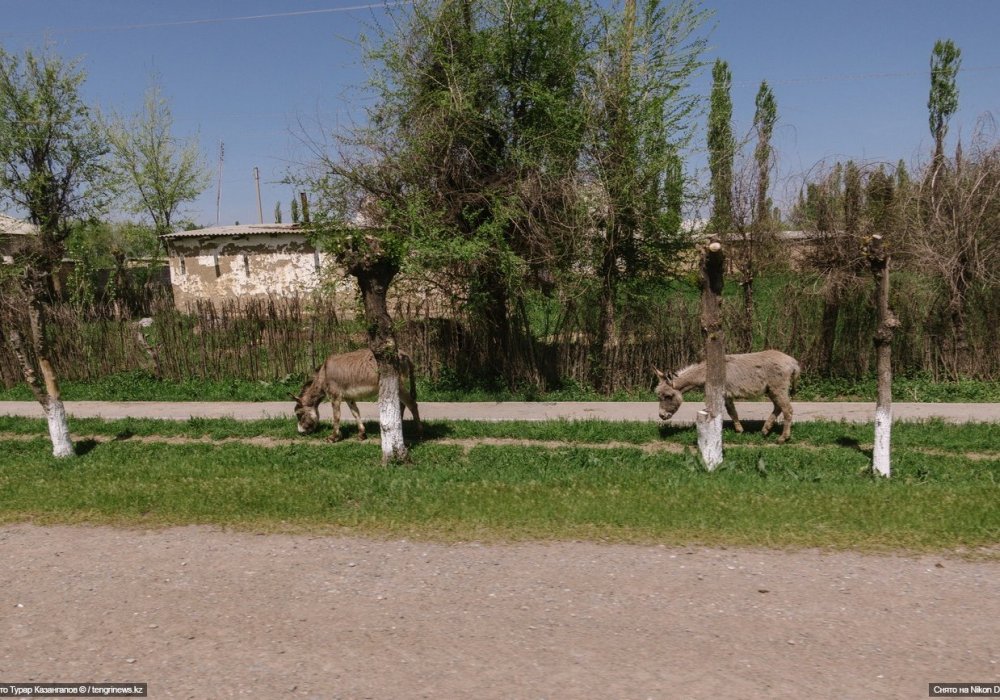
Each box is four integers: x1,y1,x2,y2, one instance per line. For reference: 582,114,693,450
160,223,304,240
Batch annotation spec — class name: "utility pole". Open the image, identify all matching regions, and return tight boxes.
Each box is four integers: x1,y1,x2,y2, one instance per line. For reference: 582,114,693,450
254,166,263,224
215,141,225,226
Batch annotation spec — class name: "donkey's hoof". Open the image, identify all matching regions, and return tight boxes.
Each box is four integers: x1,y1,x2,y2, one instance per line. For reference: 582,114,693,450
777,436,788,444
357,432,367,441
734,424,744,433
326,434,342,443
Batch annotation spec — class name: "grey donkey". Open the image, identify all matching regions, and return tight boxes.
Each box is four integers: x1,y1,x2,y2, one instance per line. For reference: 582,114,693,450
653,350,801,443
293,348,422,441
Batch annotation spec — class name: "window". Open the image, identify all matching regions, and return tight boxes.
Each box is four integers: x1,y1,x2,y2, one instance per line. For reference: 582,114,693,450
243,254,250,276
179,256,186,275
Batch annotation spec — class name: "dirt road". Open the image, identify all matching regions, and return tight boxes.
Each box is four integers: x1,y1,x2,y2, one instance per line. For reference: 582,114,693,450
1,525,997,699
1,403,997,698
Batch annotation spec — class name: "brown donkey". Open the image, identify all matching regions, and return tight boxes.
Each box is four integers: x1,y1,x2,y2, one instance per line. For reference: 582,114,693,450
293,349,422,441
653,350,801,443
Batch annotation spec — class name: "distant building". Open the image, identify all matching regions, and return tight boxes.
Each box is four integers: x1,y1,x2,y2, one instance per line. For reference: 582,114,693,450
160,223,338,309
0,214,38,263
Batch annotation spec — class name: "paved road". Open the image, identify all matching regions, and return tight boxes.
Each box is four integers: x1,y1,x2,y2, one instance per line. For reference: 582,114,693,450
1,400,998,423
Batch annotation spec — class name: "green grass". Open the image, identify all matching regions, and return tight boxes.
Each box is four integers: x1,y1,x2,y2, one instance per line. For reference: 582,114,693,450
0,417,997,551
1,369,998,402
1,415,996,451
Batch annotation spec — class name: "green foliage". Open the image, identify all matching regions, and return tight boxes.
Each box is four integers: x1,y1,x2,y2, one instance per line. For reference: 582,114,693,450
589,0,707,276
707,58,734,232
928,39,961,155
105,76,209,235
0,47,110,245
752,80,777,228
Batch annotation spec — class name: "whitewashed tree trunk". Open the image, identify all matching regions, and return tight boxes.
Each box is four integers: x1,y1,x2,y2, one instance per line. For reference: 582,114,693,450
6,325,75,458
699,237,726,471
696,409,723,471
872,405,891,478
867,234,897,478
45,398,74,458
378,366,407,465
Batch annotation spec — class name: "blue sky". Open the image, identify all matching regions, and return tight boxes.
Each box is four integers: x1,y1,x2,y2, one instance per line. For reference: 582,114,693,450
2,0,999,226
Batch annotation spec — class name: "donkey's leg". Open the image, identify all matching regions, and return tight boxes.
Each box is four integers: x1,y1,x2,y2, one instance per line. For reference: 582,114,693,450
724,396,744,433
776,394,794,444
347,400,366,440
327,399,343,442
399,387,422,438
762,390,781,437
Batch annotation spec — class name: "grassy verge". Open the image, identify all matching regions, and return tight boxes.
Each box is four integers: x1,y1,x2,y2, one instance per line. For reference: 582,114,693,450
0,417,997,551
1,370,998,402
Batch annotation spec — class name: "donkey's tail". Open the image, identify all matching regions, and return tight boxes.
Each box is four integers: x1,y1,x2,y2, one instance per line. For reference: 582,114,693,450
790,360,801,397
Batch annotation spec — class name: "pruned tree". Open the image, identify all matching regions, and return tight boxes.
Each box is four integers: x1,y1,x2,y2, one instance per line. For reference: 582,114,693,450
106,77,208,237
274,201,283,224
0,47,111,457
697,236,725,470
866,232,897,478
302,163,420,464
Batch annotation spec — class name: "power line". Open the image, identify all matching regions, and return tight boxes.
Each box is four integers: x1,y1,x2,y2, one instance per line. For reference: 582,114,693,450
732,64,1000,88
9,2,413,36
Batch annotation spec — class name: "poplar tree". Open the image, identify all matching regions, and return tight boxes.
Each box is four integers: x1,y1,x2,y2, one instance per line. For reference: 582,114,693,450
928,39,961,168
707,59,734,234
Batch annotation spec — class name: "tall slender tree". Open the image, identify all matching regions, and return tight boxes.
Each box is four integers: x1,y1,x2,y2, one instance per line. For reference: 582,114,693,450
752,80,777,231
731,80,777,351
706,58,734,234
0,47,110,457
928,39,961,169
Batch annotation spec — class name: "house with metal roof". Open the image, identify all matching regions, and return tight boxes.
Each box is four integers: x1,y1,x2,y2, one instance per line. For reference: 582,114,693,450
159,222,342,309
0,214,38,263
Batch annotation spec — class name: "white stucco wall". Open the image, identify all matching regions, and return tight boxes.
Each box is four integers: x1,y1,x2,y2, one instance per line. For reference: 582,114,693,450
167,233,339,308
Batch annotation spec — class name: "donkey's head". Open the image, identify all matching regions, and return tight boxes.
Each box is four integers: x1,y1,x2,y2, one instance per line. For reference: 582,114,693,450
291,387,320,434
653,367,683,421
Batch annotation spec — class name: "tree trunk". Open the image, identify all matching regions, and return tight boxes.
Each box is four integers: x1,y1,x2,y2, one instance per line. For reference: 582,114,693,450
948,264,970,379
739,275,754,352
6,291,74,458
473,265,513,384
593,245,617,395
817,290,840,376
355,260,408,465
698,237,726,471
867,234,897,478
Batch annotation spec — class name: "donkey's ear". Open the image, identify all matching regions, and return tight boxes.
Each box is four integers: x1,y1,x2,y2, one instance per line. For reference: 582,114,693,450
652,366,666,380
288,392,300,402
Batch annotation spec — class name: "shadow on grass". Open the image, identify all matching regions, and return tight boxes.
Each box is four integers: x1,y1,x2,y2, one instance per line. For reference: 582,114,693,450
836,436,873,460
332,420,452,443
657,423,692,440
74,439,100,457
